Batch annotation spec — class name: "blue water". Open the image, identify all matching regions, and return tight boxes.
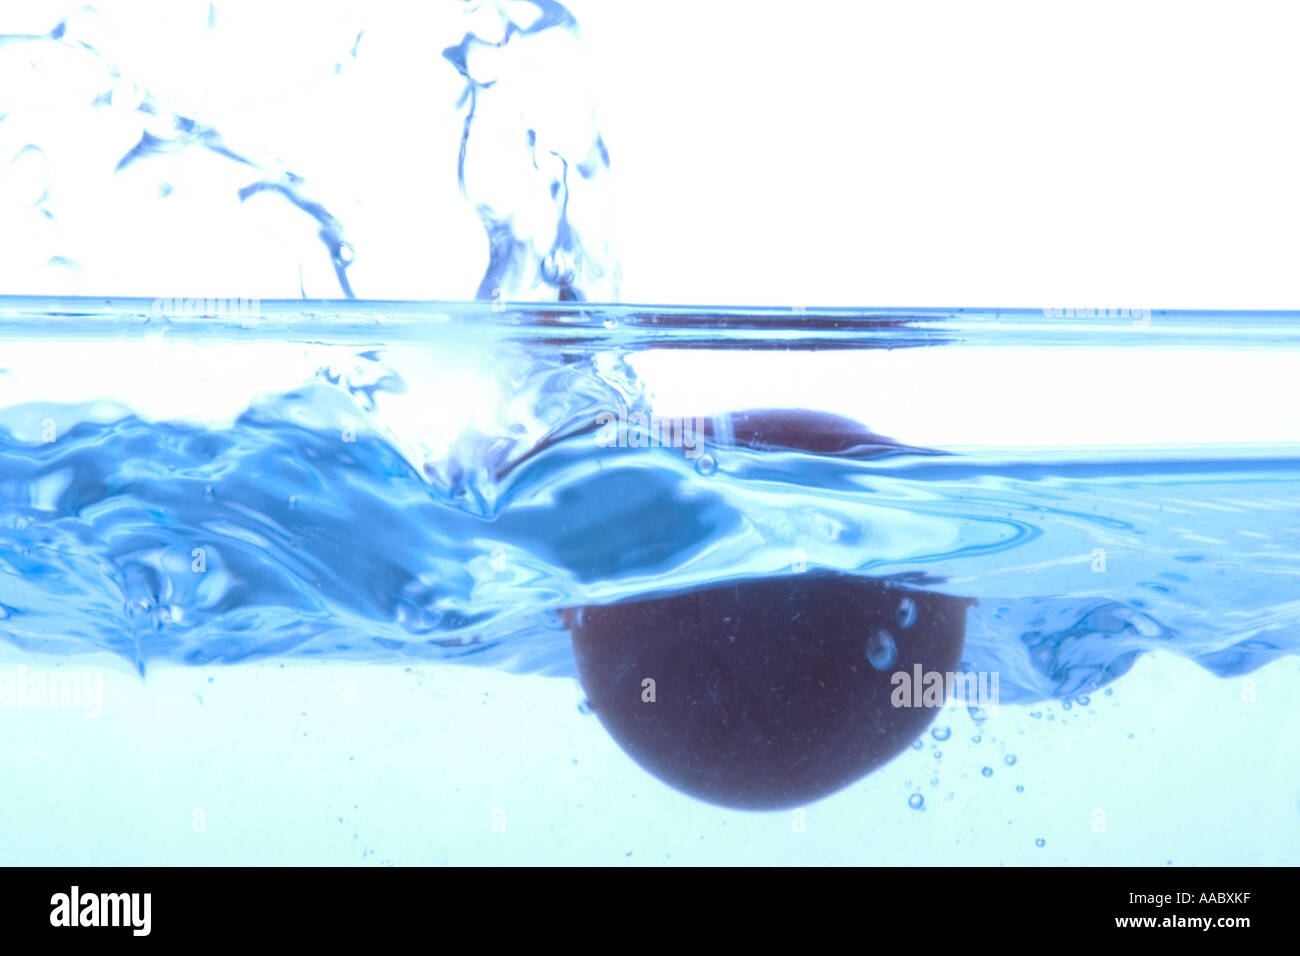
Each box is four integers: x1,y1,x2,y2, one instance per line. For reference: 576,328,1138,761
2,303,1298,713
3,1,1300,859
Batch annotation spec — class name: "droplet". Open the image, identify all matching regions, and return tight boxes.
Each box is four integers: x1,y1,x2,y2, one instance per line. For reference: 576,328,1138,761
1004,754,1017,766
1035,837,1046,848
981,766,993,777
695,454,716,476
896,596,917,630
931,725,951,742
1016,785,1024,793
865,629,897,670
908,793,924,810
910,739,923,751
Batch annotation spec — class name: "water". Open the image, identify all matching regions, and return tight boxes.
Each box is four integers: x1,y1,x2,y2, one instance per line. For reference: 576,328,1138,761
2,0,1300,859
3,302,1297,707
0,1,616,301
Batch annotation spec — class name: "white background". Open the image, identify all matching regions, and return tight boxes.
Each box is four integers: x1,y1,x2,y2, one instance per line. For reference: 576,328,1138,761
5,0,1300,308
573,0,1300,308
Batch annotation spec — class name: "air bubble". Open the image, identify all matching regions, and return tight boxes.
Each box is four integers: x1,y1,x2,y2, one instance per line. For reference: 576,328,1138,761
1004,754,1017,766
865,629,897,670
981,766,993,777
1035,838,1046,848
908,793,924,810
896,596,917,629
695,454,716,476
931,726,951,742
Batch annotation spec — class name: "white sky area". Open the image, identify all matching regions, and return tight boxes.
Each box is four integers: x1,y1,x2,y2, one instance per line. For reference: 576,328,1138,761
0,0,1298,450
4,0,1300,307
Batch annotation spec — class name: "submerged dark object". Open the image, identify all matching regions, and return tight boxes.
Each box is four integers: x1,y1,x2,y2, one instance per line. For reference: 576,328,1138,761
566,409,970,810
570,573,969,809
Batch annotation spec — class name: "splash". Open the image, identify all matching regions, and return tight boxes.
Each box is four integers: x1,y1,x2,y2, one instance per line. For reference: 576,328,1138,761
0,304,1297,699
0,0,617,301
443,0,619,301
0,9,357,295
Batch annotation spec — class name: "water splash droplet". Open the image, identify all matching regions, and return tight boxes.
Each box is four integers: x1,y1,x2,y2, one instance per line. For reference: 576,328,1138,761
694,454,716,476
908,793,924,810
981,766,993,777
931,725,951,742
896,596,917,630
1004,754,1017,766
865,629,897,669
1035,837,1046,848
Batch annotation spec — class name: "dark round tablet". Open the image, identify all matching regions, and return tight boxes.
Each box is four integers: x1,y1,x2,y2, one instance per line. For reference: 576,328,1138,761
566,408,971,810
